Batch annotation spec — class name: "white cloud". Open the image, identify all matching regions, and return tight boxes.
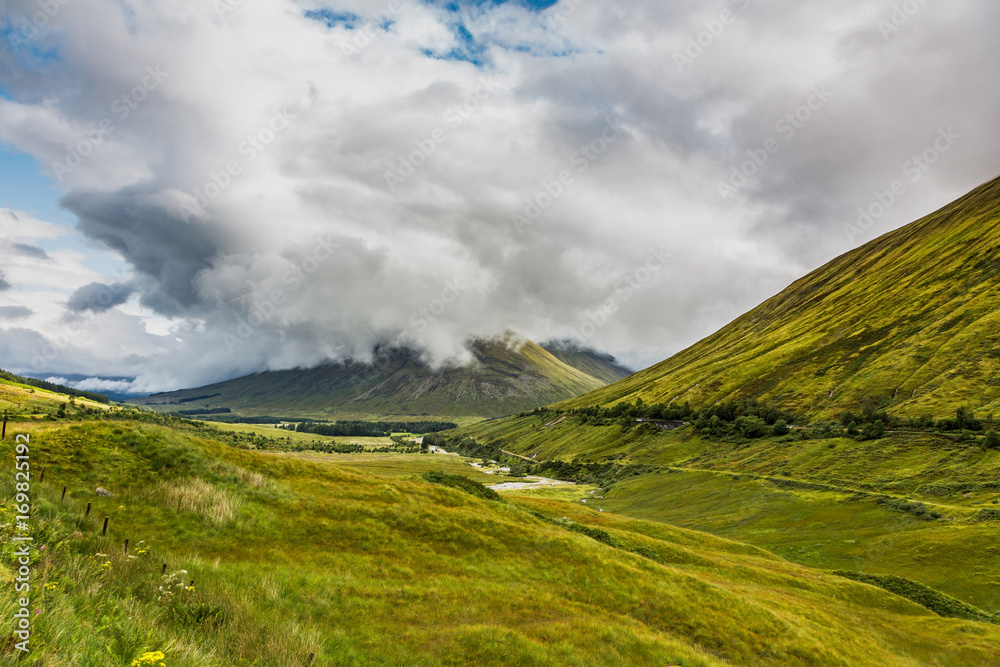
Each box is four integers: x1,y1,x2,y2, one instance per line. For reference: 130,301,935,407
0,0,998,391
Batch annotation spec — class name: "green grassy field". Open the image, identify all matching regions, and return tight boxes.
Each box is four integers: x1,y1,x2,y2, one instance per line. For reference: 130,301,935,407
4,403,1000,664
448,412,1000,614
0,379,110,417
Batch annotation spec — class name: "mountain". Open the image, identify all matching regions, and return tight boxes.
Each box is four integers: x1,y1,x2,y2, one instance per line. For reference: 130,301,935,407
557,175,1000,420
131,334,610,419
540,340,634,384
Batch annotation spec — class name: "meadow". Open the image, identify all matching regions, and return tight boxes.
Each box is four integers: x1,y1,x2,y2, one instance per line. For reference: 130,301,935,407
451,411,1000,615
2,411,998,664
3,377,1000,665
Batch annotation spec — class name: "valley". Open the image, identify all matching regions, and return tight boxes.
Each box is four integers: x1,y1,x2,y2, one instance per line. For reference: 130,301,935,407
5,178,1000,664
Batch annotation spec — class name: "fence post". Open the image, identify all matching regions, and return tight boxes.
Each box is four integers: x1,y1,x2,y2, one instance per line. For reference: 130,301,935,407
101,516,109,536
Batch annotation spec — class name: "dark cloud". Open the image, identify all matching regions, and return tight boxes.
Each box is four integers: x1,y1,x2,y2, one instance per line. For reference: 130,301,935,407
0,270,9,291
0,306,32,319
11,243,50,259
66,281,135,313
61,188,219,316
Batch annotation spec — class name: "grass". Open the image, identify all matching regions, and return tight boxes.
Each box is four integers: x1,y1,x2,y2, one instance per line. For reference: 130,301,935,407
4,413,1000,664
446,413,1000,614
0,380,110,417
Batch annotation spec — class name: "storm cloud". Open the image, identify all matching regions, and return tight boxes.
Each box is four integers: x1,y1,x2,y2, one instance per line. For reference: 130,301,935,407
66,281,136,314
0,0,998,390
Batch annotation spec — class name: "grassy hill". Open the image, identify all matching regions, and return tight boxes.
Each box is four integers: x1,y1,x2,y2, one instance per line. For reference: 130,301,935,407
130,335,609,420
3,380,1000,664
447,408,1000,616
0,374,111,417
554,175,1000,421
540,341,633,385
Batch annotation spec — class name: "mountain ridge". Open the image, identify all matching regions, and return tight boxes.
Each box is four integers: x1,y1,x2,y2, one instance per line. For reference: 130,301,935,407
130,334,615,419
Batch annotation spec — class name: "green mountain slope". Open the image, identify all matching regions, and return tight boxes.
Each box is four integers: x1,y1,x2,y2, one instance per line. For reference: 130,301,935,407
131,335,608,419
558,175,1000,420
4,404,1000,664
540,340,634,384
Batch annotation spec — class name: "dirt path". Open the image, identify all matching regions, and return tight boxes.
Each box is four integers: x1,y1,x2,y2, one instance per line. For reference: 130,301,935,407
501,449,536,462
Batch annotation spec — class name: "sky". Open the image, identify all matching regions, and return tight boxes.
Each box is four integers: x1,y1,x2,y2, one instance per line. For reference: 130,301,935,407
0,0,998,394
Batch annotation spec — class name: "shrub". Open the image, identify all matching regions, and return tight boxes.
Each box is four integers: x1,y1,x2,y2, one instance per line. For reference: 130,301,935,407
831,571,996,624
422,472,503,502
859,420,885,441
875,496,940,520
985,430,1000,449
972,508,1000,523
733,416,769,439
772,420,790,437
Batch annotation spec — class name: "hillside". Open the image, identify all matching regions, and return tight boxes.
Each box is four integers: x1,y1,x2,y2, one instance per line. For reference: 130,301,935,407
3,390,999,664
540,340,634,384
555,176,1000,420
130,334,609,419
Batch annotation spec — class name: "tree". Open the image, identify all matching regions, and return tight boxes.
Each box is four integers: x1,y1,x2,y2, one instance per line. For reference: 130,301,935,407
734,416,768,439
860,420,886,441
772,420,790,437
985,431,1000,450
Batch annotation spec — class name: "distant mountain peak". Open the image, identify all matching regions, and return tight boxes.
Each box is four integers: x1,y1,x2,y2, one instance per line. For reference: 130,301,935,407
130,334,626,419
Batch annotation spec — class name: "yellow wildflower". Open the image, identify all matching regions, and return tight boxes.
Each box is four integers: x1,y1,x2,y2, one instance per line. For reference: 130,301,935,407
131,650,166,666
